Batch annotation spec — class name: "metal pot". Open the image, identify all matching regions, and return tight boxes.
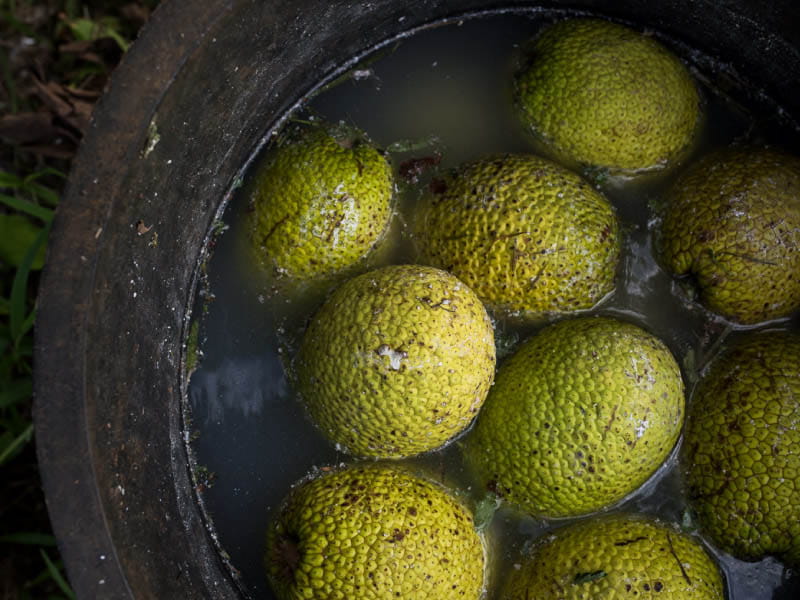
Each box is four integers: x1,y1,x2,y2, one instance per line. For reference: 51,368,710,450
34,1,799,598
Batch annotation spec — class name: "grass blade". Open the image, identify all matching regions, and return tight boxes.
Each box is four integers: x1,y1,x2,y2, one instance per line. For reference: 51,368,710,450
0,532,57,546
23,167,67,183
24,182,60,207
0,192,54,223
14,331,33,358
10,223,50,344
0,378,32,409
39,550,76,600
105,27,130,53
0,422,33,466
18,305,37,339
0,170,24,188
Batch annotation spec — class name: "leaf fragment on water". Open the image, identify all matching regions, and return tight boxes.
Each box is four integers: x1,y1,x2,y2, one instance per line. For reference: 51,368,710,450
473,492,500,532
573,570,607,585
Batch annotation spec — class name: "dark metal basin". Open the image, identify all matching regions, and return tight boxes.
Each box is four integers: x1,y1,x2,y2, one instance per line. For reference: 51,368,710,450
34,1,799,598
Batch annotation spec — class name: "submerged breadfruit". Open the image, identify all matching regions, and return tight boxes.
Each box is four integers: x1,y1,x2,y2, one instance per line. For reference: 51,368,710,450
660,147,800,324
294,264,495,459
466,316,684,518
500,513,724,599
247,123,394,280
264,463,487,600
415,154,621,318
682,331,800,566
514,18,700,172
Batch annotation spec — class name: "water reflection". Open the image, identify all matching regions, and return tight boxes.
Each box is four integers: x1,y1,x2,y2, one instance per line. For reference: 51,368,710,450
189,353,287,423
774,570,800,599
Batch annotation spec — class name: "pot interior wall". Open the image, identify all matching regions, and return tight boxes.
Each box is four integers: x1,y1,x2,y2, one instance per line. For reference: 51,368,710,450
34,1,800,599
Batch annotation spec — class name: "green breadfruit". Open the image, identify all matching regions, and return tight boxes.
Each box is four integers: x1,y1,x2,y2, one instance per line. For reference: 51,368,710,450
682,331,800,566
264,463,487,599
660,147,800,324
514,18,700,172
415,154,621,319
294,264,495,459
248,124,394,280
466,316,684,518
501,514,724,599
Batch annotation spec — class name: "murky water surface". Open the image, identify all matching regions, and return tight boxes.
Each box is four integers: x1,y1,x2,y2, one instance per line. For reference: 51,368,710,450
187,9,800,599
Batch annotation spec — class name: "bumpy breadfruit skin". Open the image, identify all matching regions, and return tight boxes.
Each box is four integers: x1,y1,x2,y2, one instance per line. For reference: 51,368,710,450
295,264,495,459
466,316,684,518
501,514,724,599
264,463,486,600
660,147,800,324
682,332,800,566
415,154,621,318
514,18,700,172
248,125,394,279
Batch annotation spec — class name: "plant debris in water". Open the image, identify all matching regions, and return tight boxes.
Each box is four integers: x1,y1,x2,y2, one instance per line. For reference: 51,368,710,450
573,570,608,585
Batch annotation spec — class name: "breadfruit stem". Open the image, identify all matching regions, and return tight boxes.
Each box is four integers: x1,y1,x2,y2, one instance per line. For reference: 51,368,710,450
275,532,302,583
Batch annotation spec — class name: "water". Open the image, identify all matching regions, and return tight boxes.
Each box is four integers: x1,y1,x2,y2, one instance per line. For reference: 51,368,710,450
186,9,800,599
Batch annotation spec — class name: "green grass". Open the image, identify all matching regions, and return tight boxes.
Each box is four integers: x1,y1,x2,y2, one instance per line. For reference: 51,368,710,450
1,1,158,597
0,166,67,598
